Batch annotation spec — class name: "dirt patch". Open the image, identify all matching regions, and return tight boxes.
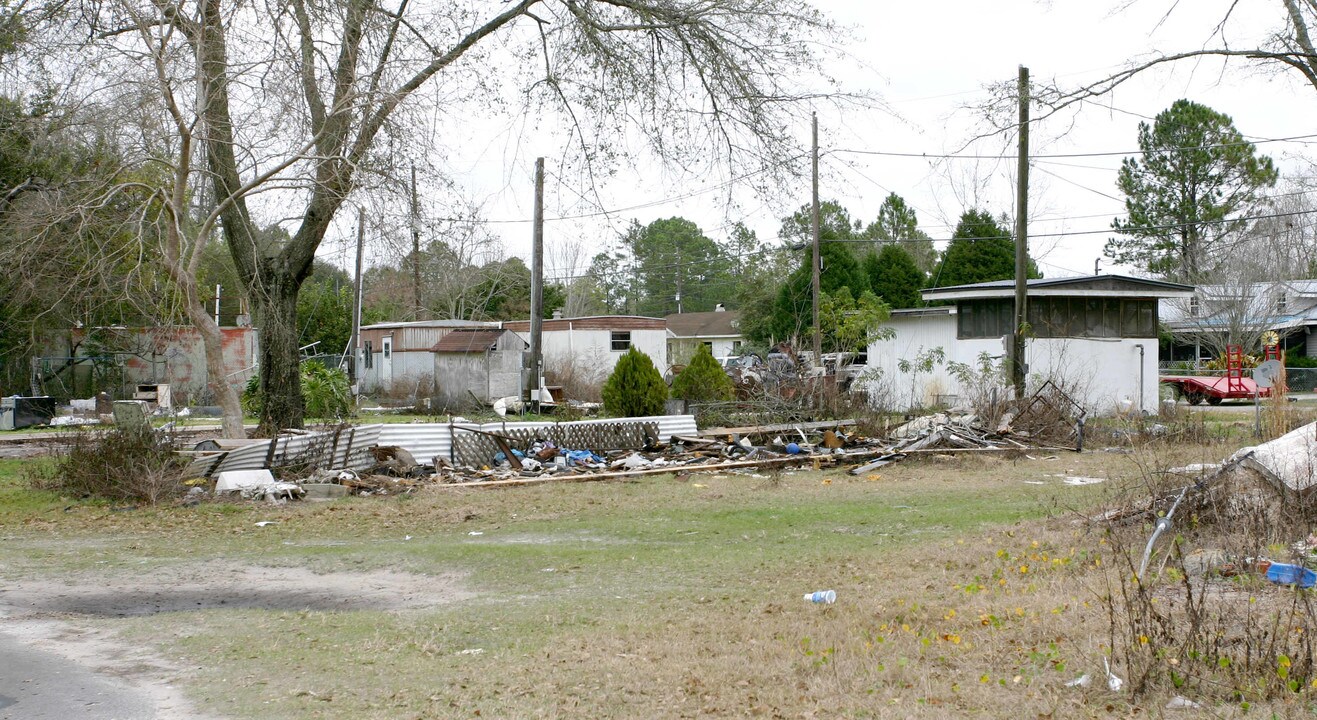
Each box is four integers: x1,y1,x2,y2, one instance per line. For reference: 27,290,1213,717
0,561,471,618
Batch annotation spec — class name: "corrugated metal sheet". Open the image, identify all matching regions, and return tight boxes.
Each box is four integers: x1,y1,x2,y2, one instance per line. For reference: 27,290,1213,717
186,425,384,478
187,416,698,477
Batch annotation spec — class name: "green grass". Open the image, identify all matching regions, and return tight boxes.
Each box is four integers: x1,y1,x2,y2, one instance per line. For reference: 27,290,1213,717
0,458,66,521
0,444,1238,718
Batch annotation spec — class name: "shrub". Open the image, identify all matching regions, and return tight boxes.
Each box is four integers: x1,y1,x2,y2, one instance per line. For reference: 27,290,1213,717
36,425,188,504
244,360,351,419
1285,349,1317,368
602,347,668,417
671,345,734,403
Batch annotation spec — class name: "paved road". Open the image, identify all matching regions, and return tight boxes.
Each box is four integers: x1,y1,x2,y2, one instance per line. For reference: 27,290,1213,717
0,629,157,720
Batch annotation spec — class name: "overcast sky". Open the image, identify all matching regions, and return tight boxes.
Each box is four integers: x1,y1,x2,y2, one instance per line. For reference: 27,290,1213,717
321,0,1317,287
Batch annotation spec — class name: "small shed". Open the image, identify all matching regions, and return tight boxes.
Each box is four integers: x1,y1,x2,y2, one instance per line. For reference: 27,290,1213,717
431,327,527,407
358,319,499,396
868,274,1194,414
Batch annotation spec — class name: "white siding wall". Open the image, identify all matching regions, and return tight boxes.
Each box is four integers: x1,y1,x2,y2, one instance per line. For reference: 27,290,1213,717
669,337,739,365
518,327,668,384
359,351,435,396
868,312,1159,415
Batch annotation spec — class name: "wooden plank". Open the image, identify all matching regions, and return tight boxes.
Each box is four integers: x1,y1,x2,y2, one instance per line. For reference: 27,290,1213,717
434,455,839,489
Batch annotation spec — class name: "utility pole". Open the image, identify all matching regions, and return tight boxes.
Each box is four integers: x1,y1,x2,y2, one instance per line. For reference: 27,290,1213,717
349,207,366,390
527,157,545,412
1012,66,1030,400
810,112,822,370
213,284,222,326
675,243,683,314
410,164,422,320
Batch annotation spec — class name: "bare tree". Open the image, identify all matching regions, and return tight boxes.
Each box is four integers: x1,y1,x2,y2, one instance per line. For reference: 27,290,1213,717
22,0,849,431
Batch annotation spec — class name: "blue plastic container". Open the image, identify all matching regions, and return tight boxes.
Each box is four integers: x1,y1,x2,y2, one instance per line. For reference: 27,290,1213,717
1265,563,1317,588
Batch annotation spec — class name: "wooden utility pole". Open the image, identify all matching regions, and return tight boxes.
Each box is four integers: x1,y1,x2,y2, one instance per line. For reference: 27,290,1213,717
1012,66,1030,400
349,207,366,389
527,157,545,411
410,164,422,320
810,112,822,369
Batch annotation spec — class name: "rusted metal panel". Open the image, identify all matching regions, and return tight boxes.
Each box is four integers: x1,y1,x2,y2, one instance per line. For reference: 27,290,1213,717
432,329,507,353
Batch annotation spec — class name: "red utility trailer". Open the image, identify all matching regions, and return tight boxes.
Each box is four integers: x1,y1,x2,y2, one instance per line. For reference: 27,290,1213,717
1161,344,1278,405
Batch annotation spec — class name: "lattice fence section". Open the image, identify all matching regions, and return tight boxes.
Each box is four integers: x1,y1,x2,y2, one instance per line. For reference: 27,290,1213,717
448,421,659,468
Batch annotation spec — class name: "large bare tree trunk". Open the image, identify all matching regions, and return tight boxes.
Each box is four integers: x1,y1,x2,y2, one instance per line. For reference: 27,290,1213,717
251,271,307,434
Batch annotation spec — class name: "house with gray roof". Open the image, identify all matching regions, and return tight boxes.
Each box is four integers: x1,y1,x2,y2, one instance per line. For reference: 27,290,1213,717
1160,279,1317,364
665,306,743,366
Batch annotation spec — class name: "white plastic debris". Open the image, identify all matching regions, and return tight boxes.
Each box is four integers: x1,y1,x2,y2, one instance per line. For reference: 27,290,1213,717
215,469,276,494
1064,674,1091,688
254,521,277,527
457,648,484,655
1234,420,1317,492
1103,658,1123,692
468,531,483,536
50,416,98,426
612,453,653,470
1062,476,1105,486
1166,695,1202,710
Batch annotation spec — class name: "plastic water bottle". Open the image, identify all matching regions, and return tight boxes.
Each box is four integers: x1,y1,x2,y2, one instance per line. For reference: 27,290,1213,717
803,590,837,604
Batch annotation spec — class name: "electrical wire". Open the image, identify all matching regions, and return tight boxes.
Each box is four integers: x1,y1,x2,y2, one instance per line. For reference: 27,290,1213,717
830,132,1317,161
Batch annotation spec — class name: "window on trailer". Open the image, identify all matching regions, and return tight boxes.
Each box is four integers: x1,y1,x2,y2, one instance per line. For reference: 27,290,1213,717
611,331,631,351
959,297,1159,340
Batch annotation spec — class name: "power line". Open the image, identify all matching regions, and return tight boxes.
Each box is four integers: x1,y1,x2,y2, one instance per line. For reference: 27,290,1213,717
830,132,1317,161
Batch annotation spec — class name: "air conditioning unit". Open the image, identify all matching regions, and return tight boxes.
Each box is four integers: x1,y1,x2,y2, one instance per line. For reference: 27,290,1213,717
0,396,57,430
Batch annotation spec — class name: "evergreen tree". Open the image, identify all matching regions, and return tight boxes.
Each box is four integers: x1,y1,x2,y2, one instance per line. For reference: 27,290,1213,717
602,347,668,417
764,240,866,342
863,244,924,308
862,193,938,273
933,209,1040,287
671,344,735,402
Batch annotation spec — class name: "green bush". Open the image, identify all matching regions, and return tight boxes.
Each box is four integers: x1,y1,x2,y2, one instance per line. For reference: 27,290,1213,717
671,345,734,402
602,347,668,417
1285,349,1317,368
243,360,351,419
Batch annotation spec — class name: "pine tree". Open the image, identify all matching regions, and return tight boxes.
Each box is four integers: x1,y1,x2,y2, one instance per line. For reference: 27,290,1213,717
863,244,924,308
602,347,669,417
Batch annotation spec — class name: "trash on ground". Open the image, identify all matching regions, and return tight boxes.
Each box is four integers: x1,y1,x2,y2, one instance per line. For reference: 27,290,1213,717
1166,696,1202,710
1103,658,1124,692
1064,674,1091,688
215,469,277,495
1264,562,1317,588
803,590,837,604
